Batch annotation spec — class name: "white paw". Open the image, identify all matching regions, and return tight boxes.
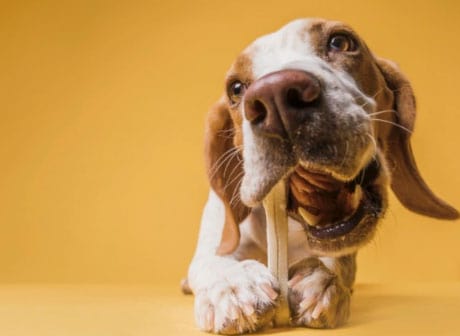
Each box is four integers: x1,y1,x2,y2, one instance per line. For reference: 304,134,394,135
194,260,279,334
289,262,351,328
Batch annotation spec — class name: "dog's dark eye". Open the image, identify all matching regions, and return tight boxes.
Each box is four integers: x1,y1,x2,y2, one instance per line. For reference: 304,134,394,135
328,34,356,52
228,80,246,104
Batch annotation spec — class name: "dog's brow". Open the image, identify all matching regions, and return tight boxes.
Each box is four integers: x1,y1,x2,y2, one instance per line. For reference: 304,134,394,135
227,52,254,82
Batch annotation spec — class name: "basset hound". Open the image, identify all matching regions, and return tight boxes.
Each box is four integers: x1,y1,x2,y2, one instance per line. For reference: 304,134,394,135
184,18,459,334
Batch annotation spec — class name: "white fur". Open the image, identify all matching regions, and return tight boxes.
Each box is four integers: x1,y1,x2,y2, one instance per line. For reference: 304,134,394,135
250,19,316,79
188,191,280,333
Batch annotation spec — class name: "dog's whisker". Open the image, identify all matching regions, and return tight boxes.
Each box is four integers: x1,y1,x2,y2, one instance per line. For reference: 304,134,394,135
388,84,412,95
217,128,237,139
339,140,349,170
217,128,236,134
223,161,244,192
358,97,375,110
368,109,396,117
208,146,242,181
211,146,240,170
229,173,245,207
209,151,236,180
355,87,386,111
226,155,244,182
371,87,386,100
222,150,241,179
229,188,242,209
366,133,378,154
370,118,412,134
359,163,367,186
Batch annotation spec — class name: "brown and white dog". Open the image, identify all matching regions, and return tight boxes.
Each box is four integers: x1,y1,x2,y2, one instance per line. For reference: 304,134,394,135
184,18,459,334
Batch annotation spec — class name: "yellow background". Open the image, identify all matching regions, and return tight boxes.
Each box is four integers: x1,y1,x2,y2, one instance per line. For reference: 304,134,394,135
1,0,459,287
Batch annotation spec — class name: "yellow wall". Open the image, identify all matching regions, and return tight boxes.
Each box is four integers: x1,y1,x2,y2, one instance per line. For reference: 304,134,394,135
1,0,459,284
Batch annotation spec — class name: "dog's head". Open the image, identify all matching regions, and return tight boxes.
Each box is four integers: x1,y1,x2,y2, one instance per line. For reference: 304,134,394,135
205,18,458,256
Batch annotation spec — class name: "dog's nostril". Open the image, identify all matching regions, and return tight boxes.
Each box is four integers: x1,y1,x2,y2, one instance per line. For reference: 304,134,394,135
247,99,267,124
286,81,321,109
286,88,308,108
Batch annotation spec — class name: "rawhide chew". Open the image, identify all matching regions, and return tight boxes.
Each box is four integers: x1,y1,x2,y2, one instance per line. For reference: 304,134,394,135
263,180,290,326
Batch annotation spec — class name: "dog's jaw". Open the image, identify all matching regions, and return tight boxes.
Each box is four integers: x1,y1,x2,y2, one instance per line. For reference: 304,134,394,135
291,157,388,256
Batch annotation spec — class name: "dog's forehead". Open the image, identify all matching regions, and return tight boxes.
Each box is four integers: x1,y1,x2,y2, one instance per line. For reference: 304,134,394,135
250,19,316,52
235,18,351,80
245,19,316,79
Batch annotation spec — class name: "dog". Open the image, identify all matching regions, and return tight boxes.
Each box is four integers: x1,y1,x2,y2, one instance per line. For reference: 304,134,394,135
183,18,459,334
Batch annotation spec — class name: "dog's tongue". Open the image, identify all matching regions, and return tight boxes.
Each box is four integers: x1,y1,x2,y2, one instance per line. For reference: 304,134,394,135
288,165,359,226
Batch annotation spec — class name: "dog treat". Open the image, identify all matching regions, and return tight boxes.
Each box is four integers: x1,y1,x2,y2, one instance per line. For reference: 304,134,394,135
263,180,290,326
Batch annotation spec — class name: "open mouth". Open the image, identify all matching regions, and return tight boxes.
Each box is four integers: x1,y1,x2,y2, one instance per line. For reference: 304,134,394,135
304,193,381,239
288,159,383,239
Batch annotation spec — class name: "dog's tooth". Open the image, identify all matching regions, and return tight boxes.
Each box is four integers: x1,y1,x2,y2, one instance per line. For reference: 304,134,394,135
351,185,363,210
298,207,320,226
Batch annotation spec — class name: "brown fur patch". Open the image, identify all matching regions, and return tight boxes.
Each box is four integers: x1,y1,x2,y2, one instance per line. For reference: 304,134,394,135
303,20,397,152
204,97,250,255
226,52,254,147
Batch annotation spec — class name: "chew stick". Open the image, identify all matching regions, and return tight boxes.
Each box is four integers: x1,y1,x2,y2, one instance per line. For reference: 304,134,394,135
263,180,290,326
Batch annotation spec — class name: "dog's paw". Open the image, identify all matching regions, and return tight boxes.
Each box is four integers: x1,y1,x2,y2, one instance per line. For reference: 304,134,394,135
194,260,279,335
288,261,351,328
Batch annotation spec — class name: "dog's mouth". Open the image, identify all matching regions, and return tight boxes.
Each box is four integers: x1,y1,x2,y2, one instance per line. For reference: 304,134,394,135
287,158,383,243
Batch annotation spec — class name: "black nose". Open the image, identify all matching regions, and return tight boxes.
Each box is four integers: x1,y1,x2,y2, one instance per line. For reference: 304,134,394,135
244,70,321,139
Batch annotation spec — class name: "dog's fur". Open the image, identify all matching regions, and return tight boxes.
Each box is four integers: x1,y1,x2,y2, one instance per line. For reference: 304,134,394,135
184,18,459,334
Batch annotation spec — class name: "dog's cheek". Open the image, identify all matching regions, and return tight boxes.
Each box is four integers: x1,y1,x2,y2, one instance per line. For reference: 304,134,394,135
229,108,245,147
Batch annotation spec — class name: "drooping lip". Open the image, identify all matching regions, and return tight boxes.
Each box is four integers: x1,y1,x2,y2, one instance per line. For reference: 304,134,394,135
305,192,381,239
289,158,383,239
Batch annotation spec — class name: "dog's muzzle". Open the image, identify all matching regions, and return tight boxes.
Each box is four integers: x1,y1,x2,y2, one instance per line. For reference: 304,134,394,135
241,69,384,247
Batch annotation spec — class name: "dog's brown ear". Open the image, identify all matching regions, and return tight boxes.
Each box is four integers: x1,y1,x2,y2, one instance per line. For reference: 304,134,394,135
205,97,251,255
376,58,459,219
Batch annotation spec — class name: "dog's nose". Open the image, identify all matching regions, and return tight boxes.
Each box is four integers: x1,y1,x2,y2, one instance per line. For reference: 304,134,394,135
244,70,321,139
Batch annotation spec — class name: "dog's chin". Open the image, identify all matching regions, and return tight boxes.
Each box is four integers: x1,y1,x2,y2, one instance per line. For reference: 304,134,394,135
240,165,290,207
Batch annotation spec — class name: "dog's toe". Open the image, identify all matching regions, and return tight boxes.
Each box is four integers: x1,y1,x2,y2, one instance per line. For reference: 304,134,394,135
194,260,279,334
289,263,351,328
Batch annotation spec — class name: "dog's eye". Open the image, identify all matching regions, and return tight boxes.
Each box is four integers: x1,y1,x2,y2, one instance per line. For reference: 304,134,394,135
228,80,246,104
328,34,356,52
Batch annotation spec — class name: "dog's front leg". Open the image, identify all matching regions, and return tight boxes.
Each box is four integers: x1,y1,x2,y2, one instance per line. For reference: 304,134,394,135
188,191,279,334
288,255,356,328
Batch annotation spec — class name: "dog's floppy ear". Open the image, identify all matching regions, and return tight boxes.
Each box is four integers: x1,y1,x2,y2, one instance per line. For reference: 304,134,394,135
376,58,458,219
205,97,251,255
